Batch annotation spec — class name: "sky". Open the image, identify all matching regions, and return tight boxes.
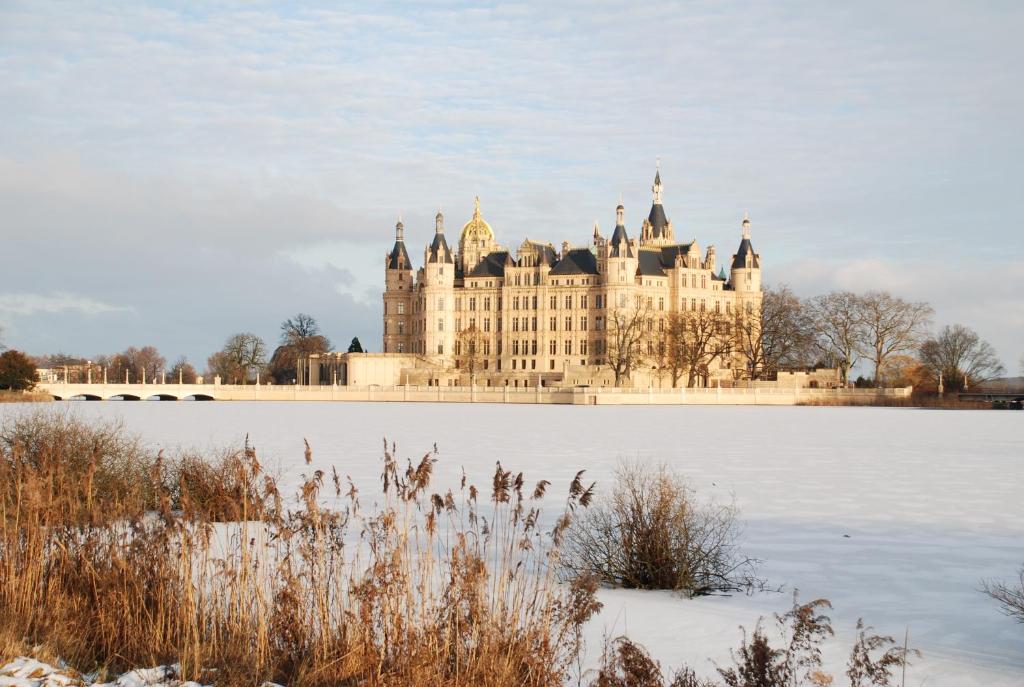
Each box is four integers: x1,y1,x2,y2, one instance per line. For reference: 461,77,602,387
1,1,1022,372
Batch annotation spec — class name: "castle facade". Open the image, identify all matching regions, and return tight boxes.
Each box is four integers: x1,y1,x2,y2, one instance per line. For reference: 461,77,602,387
381,169,762,387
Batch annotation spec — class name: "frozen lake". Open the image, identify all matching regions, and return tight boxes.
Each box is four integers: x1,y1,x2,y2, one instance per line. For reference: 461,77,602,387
3,402,1022,685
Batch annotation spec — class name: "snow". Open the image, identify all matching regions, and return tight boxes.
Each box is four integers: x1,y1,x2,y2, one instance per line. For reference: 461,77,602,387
2,402,1022,685
0,659,202,687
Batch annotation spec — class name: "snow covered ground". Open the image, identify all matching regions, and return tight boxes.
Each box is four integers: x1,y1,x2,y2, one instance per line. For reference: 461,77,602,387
2,402,1022,685
0,658,206,687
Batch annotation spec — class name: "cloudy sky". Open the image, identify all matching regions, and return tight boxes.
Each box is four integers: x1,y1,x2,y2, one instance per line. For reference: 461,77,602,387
1,1,1022,371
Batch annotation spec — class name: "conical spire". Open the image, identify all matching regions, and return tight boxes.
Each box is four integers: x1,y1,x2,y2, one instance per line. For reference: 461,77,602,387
610,201,633,257
647,160,669,240
731,212,758,269
388,217,411,270
435,208,444,234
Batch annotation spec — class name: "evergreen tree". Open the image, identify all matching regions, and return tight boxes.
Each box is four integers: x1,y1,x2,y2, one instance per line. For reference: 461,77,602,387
347,337,364,353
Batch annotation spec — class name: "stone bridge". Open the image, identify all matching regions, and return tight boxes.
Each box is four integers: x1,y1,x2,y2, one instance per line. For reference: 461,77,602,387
35,381,914,405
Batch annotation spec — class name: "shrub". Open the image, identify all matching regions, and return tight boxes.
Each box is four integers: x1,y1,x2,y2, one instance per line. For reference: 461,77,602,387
588,596,918,687
982,566,1024,623
0,350,36,391
0,410,157,519
563,461,756,595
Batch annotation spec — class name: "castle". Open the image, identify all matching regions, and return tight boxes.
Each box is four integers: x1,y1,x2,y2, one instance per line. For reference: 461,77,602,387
374,167,763,388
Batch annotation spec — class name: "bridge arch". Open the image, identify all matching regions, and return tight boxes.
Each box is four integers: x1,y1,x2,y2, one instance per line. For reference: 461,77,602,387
184,394,215,401
67,394,102,401
108,394,142,401
147,394,179,401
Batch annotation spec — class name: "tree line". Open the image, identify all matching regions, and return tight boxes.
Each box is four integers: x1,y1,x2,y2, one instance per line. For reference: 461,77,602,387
602,286,1007,389
5,315,362,389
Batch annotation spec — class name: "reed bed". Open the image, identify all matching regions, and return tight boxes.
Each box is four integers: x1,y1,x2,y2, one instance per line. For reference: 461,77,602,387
0,412,600,686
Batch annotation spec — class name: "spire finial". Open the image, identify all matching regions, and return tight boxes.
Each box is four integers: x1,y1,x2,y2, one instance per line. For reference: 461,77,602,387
652,160,663,203
615,201,624,226
435,207,444,234
395,216,404,242
473,196,481,218
593,220,601,239
742,212,751,239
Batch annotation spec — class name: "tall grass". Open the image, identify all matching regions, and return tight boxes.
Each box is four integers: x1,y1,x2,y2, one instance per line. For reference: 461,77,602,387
0,412,600,686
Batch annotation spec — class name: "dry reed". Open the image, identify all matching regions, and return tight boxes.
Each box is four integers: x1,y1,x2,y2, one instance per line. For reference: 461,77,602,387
0,413,601,686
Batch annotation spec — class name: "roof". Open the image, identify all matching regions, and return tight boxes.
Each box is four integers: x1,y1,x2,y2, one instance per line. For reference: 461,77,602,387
637,250,666,276
522,240,557,266
731,238,760,269
609,223,633,258
467,251,513,278
428,232,454,264
549,248,599,276
647,203,669,239
634,243,695,276
387,240,411,270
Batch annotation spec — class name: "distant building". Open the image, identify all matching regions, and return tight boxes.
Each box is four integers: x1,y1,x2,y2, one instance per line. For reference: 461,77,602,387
300,168,766,388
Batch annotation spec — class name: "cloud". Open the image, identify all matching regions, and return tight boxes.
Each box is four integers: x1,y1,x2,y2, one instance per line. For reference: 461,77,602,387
0,292,133,317
0,2,1021,367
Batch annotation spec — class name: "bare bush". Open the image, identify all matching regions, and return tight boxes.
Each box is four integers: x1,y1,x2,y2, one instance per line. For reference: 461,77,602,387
563,461,757,595
982,566,1024,623
589,595,914,687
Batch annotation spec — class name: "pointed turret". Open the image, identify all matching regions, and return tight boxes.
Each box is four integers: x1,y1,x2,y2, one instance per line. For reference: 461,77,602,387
387,218,411,270
609,202,633,257
643,160,672,243
428,209,454,264
729,212,761,295
731,212,758,269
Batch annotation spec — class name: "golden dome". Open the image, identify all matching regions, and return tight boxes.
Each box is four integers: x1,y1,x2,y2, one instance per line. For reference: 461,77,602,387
460,196,494,246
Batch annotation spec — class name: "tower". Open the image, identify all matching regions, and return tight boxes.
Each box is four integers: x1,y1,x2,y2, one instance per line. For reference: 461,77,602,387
421,209,455,359
606,201,638,305
383,218,413,353
458,197,496,274
641,160,674,245
729,213,762,306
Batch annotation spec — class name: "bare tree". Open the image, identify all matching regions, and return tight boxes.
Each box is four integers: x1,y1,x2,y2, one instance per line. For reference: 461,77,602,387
219,333,268,384
99,346,165,383
919,324,1005,391
734,285,814,380
272,313,332,383
806,291,866,385
604,298,651,386
877,354,930,389
860,291,933,385
167,356,198,384
280,313,323,342
206,350,243,384
663,308,732,388
455,324,485,377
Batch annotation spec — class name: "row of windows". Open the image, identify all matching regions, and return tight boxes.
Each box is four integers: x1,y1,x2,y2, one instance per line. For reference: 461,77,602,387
388,300,753,337
391,291,753,317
